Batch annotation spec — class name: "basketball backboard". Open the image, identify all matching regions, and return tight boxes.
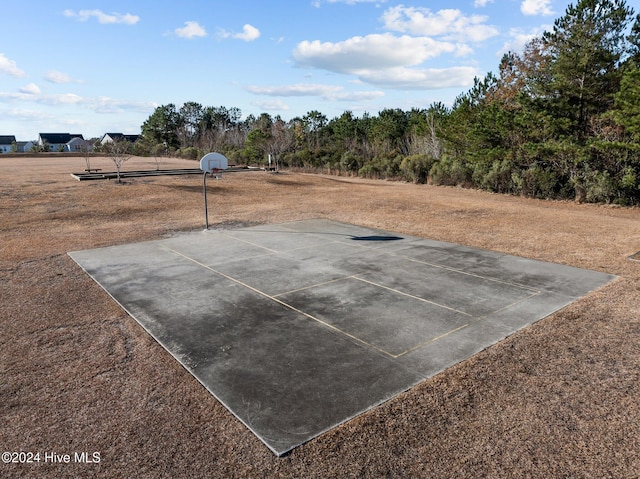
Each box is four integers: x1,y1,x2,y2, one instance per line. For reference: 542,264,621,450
199,152,228,173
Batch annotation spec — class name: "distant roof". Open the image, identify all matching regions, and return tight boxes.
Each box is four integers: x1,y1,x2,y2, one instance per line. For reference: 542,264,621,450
0,135,16,145
39,133,84,143
103,133,140,142
67,136,88,144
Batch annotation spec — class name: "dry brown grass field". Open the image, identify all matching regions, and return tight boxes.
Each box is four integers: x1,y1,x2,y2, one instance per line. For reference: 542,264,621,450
1,155,639,478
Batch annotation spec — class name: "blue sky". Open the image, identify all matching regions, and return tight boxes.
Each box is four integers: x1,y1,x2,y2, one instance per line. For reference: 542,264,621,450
0,0,569,141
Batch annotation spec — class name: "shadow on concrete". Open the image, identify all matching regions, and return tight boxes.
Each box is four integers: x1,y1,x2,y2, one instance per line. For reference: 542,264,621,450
351,235,404,241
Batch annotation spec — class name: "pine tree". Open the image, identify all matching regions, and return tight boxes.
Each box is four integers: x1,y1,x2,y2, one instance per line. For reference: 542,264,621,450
541,0,634,143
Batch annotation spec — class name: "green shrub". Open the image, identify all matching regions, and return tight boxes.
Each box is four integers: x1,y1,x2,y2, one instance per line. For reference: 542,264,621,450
358,162,383,179
176,147,200,161
583,170,617,203
513,165,559,198
486,160,515,193
429,157,472,186
339,151,362,173
400,154,435,183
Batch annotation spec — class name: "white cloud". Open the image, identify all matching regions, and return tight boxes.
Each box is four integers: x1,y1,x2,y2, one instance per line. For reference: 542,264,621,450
520,0,554,16
0,107,53,122
0,53,26,77
19,83,40,95
381,6,499,43
63,9,139,25
474,0,494,6
88,97,158,114
174,21,208,39
292,6,489,92
41,93,85,105
248,84,343,97
0,89,156,114
220,24,261,42
0,91,82,105
293,34,464,73
497,26,549,57
357,66,478,90
292,24,484,91
235,24,261,41
0,92,34,102
247,83,384,101
253,99,290,111
44,70,79,84
334,90,386,101
454,43,475,57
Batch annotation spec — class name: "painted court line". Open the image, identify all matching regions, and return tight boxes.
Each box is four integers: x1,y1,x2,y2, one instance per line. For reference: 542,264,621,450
353,275,473,317
472,290,544,322
395,323,472,358
402,255,543,293
273,275,362,298
160,244,395,358
219,229,348,254
217,230,282,254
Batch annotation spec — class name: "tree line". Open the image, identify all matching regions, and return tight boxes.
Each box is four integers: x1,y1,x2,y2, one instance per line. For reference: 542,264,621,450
137,0,640,205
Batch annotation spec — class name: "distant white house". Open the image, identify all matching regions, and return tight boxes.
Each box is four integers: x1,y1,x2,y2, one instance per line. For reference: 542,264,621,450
66,136,93,152
17,141,35,152
1,134,92,153
100,133,140,145
0,135,16,153
38,133,85,152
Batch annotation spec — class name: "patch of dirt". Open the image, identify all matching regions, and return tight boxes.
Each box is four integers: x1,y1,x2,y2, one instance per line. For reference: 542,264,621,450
1,155,639,478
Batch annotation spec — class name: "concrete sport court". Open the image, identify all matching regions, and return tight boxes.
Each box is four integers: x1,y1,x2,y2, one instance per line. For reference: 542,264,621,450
69,219,616,455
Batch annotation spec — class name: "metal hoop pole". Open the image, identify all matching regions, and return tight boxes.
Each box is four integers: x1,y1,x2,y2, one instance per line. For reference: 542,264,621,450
203,172,209,230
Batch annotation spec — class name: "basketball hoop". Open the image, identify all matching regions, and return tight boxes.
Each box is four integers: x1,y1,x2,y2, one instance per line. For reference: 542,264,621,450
200,153,229,230
200,152,228,174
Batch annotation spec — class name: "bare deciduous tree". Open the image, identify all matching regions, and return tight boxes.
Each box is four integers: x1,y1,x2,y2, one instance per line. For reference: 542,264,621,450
266,118,293,171
151,143,167,170
80,141,93,172
105,139,132,183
